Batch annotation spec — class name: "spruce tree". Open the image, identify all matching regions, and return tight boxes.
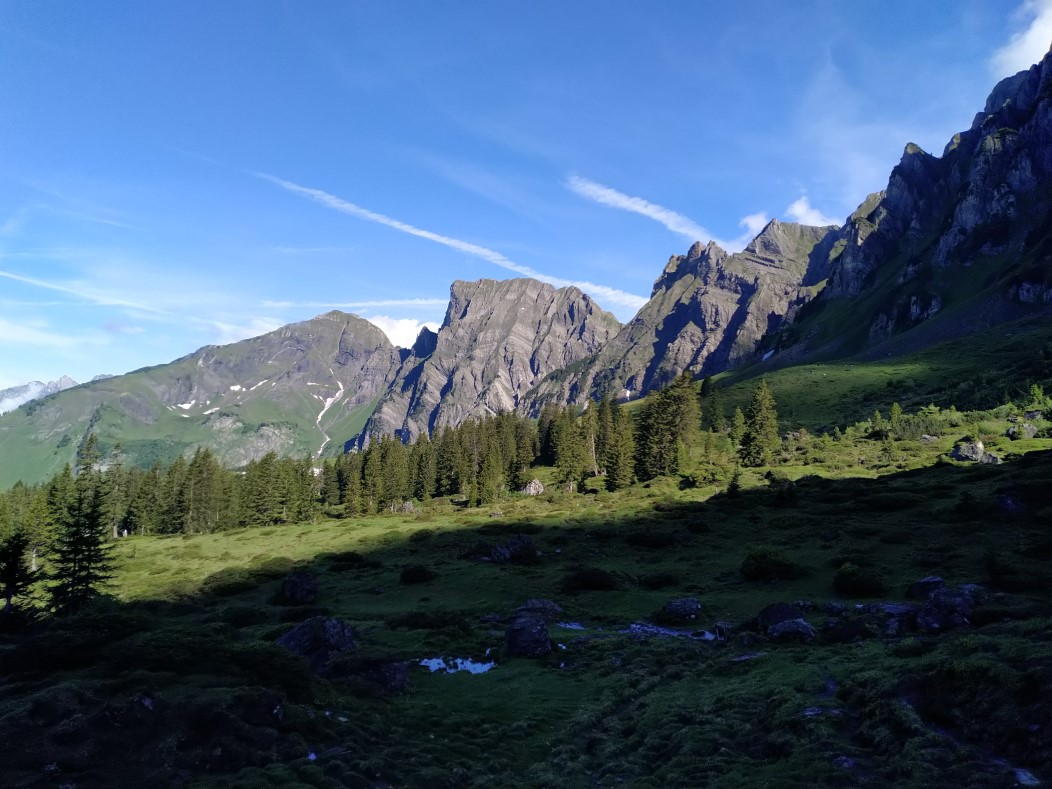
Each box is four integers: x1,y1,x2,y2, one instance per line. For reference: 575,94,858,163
729,407,747,447
0,529,38,613
49,473,113,614
604,401,635,491
739,380,780,467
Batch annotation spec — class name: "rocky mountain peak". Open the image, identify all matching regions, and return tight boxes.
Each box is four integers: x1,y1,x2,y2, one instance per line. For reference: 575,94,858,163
361,277,619,443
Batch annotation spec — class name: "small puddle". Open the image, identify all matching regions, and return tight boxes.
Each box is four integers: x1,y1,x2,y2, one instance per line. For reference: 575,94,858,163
418,657,495,674
557,621,586,630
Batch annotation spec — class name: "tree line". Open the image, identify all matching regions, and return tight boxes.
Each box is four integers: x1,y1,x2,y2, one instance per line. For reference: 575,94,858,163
0,373,766,616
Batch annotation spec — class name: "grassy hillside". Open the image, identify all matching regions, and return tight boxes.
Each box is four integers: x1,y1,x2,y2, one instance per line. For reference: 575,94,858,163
715,317,1052,431
2,413,1050,787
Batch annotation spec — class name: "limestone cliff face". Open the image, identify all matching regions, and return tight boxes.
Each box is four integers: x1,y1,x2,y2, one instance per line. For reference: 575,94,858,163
522,220,838,410
783,49,1052,356
360,278,621,442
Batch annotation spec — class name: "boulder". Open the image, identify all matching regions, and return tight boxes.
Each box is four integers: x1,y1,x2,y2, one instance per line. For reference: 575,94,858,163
397,500,416,514
756,602,805,631
505,614,552,657
278,571,319,605
656,597,704,624
907,575,945,599
1006,422,1037,440
489,535,538,564
1024,410,1044,422
916,585,985,633
950,438,1002,464
522,479,545,496
950,438,984,462
276,617,357,674
768,618,816,642
514,599,564,621
335,659,410,694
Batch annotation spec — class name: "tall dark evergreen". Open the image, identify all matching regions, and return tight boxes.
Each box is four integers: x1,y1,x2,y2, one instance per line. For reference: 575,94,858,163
604,400,635,491
49,463,113,614
0,529,38,614
739,380,780,467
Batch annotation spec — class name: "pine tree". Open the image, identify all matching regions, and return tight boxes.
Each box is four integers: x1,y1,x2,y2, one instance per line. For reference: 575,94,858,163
889,402,903,438
0,529,38,613
729,407,747,447
739,380,780,467
49,473,113,614
510,419,536,491
604,401,635,491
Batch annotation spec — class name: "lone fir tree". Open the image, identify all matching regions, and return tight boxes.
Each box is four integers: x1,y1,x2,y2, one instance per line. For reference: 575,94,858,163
739,380,780,467
48,468,113,615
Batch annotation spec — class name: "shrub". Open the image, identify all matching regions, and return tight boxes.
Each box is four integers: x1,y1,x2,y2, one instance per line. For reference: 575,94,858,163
561,567,620,592
638,573,679,590
740,547,807,581
400,565,437,585
833,563,888,597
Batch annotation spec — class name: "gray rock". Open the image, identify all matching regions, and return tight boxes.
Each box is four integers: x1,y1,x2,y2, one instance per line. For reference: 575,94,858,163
276,617,357,674
489,535,538,564
768,618,817,642
1024,410,1044,422
522,479,545,496
916,585,986,633
278,571,319,605
907,576,945,599
756,602,805,631
657,597,704,624
1006,423,1037,440
514,599,564,621
980,451,1003,465
505,614,552,657
950,438,985,462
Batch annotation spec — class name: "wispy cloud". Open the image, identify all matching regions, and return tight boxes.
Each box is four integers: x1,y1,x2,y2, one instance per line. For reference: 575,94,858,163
739,212,770,237
991,0,1052,77
785,195,840,226
262,297,449,309
566,175,710,242
0,317,108,349
256,172,649,312
364,315,441,347
0,268,166,314
566,174,769,252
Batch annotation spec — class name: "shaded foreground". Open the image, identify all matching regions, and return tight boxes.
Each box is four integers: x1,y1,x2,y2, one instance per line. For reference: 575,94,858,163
1,451,1051,787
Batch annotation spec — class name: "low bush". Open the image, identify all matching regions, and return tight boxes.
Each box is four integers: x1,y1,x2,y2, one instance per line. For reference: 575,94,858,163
561,567,620,592
740,546,807,581
400,565,437,585
833,562,888,597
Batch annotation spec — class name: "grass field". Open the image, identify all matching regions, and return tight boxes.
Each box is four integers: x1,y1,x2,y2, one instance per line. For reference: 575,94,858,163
2,410,1050,787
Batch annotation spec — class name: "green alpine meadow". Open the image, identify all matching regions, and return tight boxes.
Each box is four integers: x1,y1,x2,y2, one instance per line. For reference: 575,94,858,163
2,5,1052,788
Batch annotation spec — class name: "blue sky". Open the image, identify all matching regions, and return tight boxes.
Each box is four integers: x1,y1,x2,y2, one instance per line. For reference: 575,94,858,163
1,0,1050,388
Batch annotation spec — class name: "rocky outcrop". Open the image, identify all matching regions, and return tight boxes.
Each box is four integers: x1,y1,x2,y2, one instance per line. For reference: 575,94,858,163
276,616,357,674
504,614,552,657
779,47,1052,357
361,278,619,443
524,221,839,409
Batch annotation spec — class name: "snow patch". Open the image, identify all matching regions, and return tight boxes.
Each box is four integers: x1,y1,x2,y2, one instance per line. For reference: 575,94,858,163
250,380,269,391
176,401,196,410
229,385,243,392
203,407,219,415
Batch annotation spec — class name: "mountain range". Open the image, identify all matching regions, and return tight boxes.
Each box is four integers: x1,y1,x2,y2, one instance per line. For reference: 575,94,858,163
2,50,1052,487
0,376,78,416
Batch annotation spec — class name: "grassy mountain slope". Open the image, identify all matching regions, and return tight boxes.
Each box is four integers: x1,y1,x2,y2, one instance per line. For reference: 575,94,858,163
0,313,398,487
